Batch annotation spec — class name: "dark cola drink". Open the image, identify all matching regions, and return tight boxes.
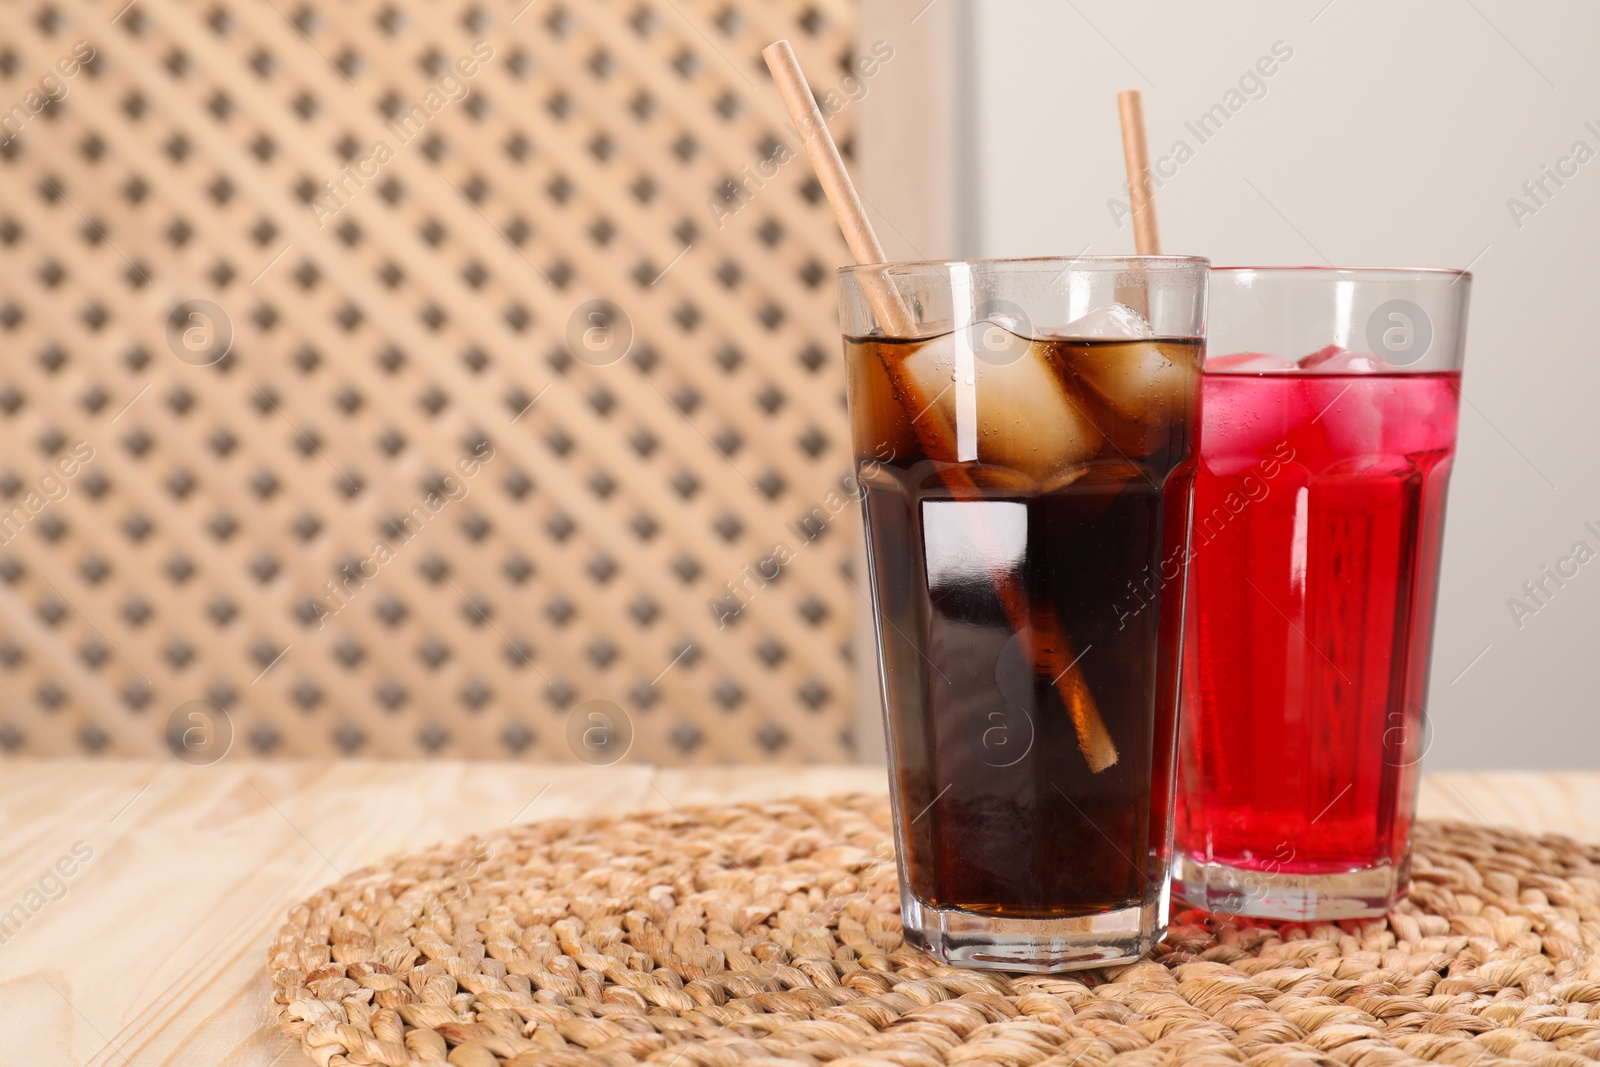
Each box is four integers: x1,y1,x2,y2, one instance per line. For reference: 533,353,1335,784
848,313,1200,967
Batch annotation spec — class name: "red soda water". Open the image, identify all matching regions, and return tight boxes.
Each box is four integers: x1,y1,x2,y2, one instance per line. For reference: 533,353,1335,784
1176,363,1460,909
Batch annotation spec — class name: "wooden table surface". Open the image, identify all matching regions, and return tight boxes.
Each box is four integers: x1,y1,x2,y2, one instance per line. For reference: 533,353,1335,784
2,762,1595,1067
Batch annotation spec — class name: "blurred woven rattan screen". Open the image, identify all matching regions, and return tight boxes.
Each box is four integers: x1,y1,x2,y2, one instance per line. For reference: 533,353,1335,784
0,0,868,760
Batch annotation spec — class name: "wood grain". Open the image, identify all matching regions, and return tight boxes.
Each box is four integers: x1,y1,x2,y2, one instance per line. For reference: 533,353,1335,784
0,762,1592,1065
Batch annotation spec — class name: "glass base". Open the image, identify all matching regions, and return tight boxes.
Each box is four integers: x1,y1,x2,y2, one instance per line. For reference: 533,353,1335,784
1173,853,1405,921
901,892,1166,972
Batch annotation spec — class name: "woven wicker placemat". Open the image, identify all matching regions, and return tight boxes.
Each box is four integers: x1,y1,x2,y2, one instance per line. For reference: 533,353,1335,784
269,795,1600,1066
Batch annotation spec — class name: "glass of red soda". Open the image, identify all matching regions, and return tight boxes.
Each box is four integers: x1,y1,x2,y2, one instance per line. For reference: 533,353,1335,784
1176,267,1470,920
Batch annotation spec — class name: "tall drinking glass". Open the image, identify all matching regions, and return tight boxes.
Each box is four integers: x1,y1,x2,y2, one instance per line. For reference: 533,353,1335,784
841,257,1208,970
1176,267,1470,920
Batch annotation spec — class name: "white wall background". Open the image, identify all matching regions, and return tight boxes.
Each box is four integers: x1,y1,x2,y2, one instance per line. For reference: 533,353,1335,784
860,0,1600,769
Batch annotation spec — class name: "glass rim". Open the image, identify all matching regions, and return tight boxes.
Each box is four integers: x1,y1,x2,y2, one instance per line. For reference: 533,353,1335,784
839,254,1210,278
1212,265,1472,282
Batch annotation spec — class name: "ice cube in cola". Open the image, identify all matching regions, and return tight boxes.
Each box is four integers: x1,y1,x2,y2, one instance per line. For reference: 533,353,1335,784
850,316,1201,921
1051,303,1201,461
880,325,1100,481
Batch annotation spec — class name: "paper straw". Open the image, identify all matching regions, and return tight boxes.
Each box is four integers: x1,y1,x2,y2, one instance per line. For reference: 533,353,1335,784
1118,90,1161,255
761,40,914,337
761,40,1118,772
